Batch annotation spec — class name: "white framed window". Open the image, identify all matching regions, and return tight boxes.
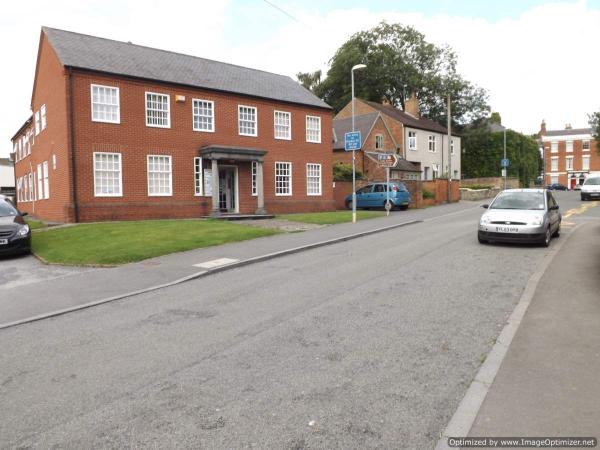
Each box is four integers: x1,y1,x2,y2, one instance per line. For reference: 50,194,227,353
566,140,573,152
375,134,384,150
238,105,257,136
52,154,57,170
43,161,49,199
251,161,258,196
28,173,34,201
432,163,439,179
551,141,558,152
274,110,291,140
428,135,436,152
91,84,120,123
194,157,203,196
37,164,43,200
306,163,321,196
306,115,321,143
41,104,47,130
551,175,559,184
582,156,590,170
145,92,170,128
583,140,590,151
551,157,558,172
147,155,172,196
16,177,22,202
192,99,214,132
566,156,573,171
275,162,292,196
451,139,455,155
34,111,40,135
408,131,417,150
93,152,122,197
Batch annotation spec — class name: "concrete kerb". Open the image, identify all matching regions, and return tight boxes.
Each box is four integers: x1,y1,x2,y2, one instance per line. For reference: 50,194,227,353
434,224,580,450
0,218,422,331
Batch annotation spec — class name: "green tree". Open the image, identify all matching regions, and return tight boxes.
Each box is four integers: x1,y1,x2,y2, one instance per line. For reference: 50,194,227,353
462,123,542,187
589,111,600,155
296,70,323,95
303,22,489,129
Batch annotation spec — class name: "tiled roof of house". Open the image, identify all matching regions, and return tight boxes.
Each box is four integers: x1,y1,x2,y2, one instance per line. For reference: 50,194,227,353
42,27,331,110
332,113,380,150
364,101,449,134
543,128,592,137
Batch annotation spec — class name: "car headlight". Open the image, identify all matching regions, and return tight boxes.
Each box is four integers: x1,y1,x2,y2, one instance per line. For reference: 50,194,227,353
480,215,491,225
530,216,543,226
17,224,30,236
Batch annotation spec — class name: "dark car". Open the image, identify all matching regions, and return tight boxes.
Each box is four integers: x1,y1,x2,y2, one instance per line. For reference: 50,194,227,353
546,183,567,191
0,200,31,256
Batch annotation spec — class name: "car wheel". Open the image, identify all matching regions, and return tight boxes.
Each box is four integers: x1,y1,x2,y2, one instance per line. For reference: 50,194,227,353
345,200,352,210
478,234,487,244
552,221,561,238
542,227,551,247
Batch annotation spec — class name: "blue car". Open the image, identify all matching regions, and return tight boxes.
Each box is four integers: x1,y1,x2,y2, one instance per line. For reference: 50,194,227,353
345,182,411,211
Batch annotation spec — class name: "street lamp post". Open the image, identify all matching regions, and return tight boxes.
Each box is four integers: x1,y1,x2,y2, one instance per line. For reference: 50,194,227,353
351,63,367,223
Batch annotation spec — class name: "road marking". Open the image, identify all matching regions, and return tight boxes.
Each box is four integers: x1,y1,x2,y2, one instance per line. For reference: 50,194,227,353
561,221,576,228
563,202,598,219
193,258,239,269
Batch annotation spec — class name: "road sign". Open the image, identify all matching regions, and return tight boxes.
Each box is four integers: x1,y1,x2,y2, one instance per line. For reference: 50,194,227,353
501,158,509,167
365,151,398,168
344,131,361,151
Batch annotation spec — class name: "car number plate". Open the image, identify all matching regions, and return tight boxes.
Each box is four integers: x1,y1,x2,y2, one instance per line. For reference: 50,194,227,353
0,239,8,245
496,226,518,233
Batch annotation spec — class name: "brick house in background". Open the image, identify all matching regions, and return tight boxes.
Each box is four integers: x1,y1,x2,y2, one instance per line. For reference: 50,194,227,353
12,27,334,223
335,96,461,181
332,112,421,181
539,121,599,189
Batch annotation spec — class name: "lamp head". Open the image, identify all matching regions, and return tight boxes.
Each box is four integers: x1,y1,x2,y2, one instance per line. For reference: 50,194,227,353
351,64,367,71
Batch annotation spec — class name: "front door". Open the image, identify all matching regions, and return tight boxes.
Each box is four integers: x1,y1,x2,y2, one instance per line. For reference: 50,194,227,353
218,167,237,213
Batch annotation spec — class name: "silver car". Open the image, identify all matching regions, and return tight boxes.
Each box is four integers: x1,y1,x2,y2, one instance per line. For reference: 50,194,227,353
478,189,561,247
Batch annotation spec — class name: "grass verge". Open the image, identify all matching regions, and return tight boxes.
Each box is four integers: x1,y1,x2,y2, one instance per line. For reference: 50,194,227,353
279,210,385,225
26,218,47,230
32,219,278,266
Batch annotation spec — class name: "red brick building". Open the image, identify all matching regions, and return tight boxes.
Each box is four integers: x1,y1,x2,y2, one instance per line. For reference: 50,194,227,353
539,121,599,189
332,112,421,181
12,27,334,223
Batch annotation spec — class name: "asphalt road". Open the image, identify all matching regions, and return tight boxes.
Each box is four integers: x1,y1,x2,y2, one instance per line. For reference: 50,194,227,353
0,192,593,449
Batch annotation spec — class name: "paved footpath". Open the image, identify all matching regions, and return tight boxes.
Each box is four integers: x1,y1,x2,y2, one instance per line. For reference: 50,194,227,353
0,202,480,326
468,220,600,438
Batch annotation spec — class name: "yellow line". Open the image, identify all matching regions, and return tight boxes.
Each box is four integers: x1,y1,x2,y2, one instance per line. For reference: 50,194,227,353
563,202,598,219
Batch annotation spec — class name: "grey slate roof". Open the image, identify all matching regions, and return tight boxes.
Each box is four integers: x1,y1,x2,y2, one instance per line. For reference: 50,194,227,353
365,101,449,134
544,128,592,137
42,27,331,110
332,113,380,150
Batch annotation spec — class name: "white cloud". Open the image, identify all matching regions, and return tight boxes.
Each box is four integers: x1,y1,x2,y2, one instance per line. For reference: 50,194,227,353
2,1,599,157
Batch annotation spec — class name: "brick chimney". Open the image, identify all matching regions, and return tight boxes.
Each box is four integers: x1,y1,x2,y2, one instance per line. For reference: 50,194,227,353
404,93,420,118
539,119,547,136
381,97,391,106
565,123,572,130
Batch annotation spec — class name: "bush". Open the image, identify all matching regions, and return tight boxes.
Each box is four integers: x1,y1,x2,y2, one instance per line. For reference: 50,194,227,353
333,162,363,181
422,188,435,199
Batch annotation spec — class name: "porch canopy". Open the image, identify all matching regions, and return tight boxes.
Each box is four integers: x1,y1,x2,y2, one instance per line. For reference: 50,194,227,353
200,145,268,216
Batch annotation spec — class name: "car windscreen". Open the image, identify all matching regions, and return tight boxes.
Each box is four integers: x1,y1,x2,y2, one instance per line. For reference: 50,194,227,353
489,192,545,210
584,178,600,185
0,201,18,217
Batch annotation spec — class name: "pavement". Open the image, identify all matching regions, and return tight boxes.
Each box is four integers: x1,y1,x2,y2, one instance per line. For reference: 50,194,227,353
467,219,600,438
0,201,481,327
0,198,558,449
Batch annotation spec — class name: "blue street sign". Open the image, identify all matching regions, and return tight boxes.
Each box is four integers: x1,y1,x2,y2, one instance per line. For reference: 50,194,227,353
501,158,509,167
344,131,362,151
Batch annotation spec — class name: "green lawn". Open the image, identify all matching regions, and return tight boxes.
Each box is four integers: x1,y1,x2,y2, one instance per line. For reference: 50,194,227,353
279,210,385,225
26,218,48,230
32,219,278,266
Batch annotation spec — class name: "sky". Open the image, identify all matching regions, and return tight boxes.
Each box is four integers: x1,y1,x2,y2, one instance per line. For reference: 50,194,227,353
2,0,600,157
